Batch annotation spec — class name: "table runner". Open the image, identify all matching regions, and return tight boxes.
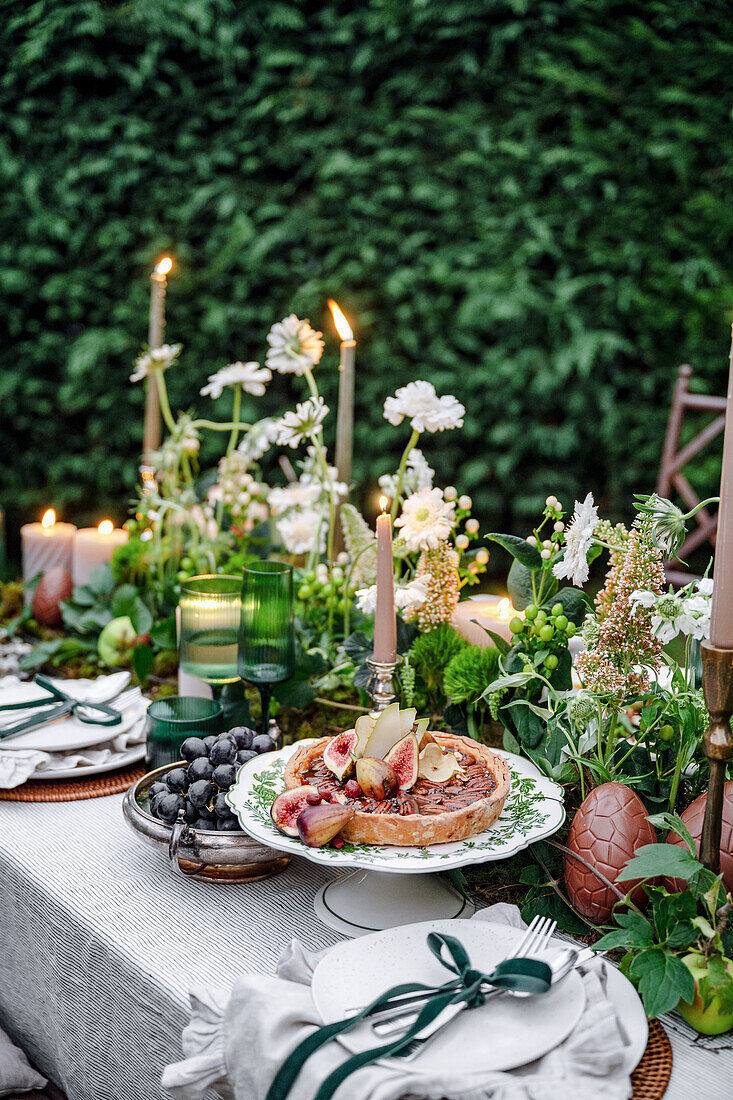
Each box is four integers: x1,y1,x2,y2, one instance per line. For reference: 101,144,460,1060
0,795,730,1100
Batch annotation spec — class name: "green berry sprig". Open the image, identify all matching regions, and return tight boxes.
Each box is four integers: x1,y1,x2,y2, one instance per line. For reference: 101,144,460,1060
509,600,577,677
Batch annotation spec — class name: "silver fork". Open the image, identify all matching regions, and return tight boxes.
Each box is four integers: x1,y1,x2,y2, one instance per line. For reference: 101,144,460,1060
395,917,558,1060
369,916,557,1037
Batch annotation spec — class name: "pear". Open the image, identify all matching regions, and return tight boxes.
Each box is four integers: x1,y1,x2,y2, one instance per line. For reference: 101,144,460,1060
363,702,403,760
418,744,464,782
353,713,376,758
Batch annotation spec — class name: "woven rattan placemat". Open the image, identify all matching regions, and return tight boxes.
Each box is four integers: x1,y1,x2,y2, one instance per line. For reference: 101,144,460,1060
631,1018,672,1100
0,762,146,802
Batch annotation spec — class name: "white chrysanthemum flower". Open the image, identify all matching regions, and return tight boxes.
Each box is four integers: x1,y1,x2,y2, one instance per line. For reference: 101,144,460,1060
379,448,435,498
267,481,322,515
273,397,329,449
394,487,456,551
630,589,700,644
384,380,465,433
552,493,599,587
130,343,183,382
266,314,324,375
276,509,326,555
355,578,429,617
200,361,271,399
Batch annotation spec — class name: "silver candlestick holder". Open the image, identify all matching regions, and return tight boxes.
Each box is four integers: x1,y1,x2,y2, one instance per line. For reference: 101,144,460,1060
366,655,401,715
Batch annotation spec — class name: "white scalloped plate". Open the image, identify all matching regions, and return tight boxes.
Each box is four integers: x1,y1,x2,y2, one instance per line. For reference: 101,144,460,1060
227,741,565,873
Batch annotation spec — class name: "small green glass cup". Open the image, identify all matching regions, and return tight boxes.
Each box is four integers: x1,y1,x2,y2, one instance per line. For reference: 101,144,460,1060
145,695,222,771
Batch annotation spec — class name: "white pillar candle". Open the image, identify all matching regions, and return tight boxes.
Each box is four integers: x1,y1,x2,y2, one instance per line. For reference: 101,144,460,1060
21,510,76,599
452,595,521,646
72,521,129,587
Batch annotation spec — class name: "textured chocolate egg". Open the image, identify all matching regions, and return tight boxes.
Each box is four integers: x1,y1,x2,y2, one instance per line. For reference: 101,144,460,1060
666,782,733,892
32,567,73,627
564,782,657,923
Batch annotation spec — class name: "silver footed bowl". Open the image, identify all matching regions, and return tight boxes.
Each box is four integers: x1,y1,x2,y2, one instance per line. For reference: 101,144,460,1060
122,762,291,883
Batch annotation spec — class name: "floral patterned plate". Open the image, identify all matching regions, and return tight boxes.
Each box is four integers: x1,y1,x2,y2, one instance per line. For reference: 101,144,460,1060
227,741,565,873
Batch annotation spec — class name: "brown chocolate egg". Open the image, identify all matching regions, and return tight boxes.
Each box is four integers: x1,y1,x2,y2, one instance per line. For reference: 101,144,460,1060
564,782,656,923
666,782,733,892
32,567,73,627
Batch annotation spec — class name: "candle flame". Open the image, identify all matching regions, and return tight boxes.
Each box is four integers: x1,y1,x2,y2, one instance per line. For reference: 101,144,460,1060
379,495,389,513
327,299,353,342
498,598,512,620
41,509,55,528
155,256,173,276
98,520,114,535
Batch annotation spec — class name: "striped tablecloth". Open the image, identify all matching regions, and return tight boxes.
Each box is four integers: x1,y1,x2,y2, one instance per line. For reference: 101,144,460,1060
0,794,730,1100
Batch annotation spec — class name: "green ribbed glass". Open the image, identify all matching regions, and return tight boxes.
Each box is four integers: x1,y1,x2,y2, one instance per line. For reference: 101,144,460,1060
179,575,242,688
145,695,222,770
238,561,295,735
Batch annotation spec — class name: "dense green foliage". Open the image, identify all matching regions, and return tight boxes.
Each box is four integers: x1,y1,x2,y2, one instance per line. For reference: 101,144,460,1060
2,0,733,553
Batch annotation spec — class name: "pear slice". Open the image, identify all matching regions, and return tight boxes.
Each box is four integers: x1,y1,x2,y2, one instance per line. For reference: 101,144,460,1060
413,717,431,749
418,743,465,783
353,713,376,758
397,707,417,740
364,702,405,761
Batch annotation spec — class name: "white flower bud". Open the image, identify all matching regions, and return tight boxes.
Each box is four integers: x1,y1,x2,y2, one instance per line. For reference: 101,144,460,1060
543,539,553,549
456,534,469,550
465,518,479,534
545,495,558,509
554,521,565,532
541,548,551,559
526,535,537,546
476,549,489,565
444,486,457,500
458,495,472,510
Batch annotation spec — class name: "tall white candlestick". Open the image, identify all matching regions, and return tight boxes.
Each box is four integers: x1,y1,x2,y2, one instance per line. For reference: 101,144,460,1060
374,497,396,663
328,299,356,492
710,327,733,648
143,256,172,462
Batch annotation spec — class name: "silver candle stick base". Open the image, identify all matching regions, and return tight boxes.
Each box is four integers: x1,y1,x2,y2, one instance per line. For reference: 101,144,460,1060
366,656,401,715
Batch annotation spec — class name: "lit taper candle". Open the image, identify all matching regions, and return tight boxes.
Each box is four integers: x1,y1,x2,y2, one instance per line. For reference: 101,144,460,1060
328,298,356,492
374,496,397,663
710,325,733,648
143,256,173,462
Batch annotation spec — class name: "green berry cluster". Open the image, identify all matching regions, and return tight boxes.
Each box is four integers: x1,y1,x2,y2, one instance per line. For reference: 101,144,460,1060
296,565,354,618
509,601,577,675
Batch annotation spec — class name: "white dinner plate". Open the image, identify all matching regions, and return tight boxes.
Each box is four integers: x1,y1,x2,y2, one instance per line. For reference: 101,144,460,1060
312,920,586,1074
30,740,146,780
0,694,146,752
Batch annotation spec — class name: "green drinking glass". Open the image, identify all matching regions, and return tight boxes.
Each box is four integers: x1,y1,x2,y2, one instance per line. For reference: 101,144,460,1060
179,575,242,702
145,695,222,771
238,561,295,736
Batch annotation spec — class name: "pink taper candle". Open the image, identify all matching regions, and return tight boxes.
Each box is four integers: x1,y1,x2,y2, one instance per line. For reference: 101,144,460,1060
710,325,733,648
374,496,397,663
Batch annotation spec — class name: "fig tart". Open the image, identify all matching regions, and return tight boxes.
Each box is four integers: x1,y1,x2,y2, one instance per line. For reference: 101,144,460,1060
282,727,510,847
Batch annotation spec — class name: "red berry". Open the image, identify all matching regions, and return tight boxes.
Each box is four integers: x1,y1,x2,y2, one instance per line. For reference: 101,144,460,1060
305,791,321,806
331,836,345,849
344,780,362,799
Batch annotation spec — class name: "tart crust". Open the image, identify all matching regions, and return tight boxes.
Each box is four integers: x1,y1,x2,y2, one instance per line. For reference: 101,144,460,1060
284,732,510,847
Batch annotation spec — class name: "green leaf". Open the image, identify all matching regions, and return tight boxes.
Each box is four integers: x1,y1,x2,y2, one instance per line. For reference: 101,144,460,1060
484,629,510,656
272,677,316,708
502,727,521,754
629,948,695,1018
595,910,655,951
111,584,139,617
646,811,696,855
507,559,536,610
691,916,716,940
132,643,154,685
150,615,177,650
617,844,703,883
543,587,589,625
486,534,542,569
130,597,153,636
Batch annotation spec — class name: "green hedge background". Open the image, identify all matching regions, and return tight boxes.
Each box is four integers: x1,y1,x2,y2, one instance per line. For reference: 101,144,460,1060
2,0,733,561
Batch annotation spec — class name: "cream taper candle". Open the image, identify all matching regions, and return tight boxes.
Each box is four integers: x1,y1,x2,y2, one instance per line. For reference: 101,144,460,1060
374,496,397,663
328,299,356,491
710,325,733,647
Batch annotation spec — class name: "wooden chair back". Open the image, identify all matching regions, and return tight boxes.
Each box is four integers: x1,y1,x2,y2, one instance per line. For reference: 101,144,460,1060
656,364,726,586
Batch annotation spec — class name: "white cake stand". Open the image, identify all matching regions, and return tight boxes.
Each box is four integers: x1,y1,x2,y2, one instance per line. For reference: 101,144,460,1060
228,742,565,937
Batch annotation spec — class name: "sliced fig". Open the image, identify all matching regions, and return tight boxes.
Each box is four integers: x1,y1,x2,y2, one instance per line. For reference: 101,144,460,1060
353,713,376,758
271,785,320,837
364,702,406,760
322,729,358,780
384,733,419,790
356,756,399,801
418,744,465,783
297,803,354,847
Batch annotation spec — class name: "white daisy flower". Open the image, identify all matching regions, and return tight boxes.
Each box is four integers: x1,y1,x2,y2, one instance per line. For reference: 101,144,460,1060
267,481,322,515
273,397,329,449
383,380,465,433
130,343,182,382
266,314,324,375
200,361,271,399
552,492,599,587
394,487,456,551
276,509,326,555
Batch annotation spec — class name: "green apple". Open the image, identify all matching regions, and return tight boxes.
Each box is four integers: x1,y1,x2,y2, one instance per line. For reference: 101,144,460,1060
676,953,733,1036
97,616,137,667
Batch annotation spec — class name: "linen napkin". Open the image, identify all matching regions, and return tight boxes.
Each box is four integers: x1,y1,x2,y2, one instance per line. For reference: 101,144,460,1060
162,903,633,1100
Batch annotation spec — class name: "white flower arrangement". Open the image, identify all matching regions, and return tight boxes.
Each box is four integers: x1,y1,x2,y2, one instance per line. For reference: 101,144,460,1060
356,577,429,616
130,343,183,382
274,397,329,449
200,361,271,399
552,492,600,587
394,487,456,551
237,418,280,463
276,508,326,556
267,481,322,516
378,448,434,498
383,380,465,433
630,578,713,643
266,314,324,375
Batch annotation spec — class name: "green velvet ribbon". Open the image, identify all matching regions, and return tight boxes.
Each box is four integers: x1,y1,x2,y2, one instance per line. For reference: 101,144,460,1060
266,932,551,1100
0,674,123,739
